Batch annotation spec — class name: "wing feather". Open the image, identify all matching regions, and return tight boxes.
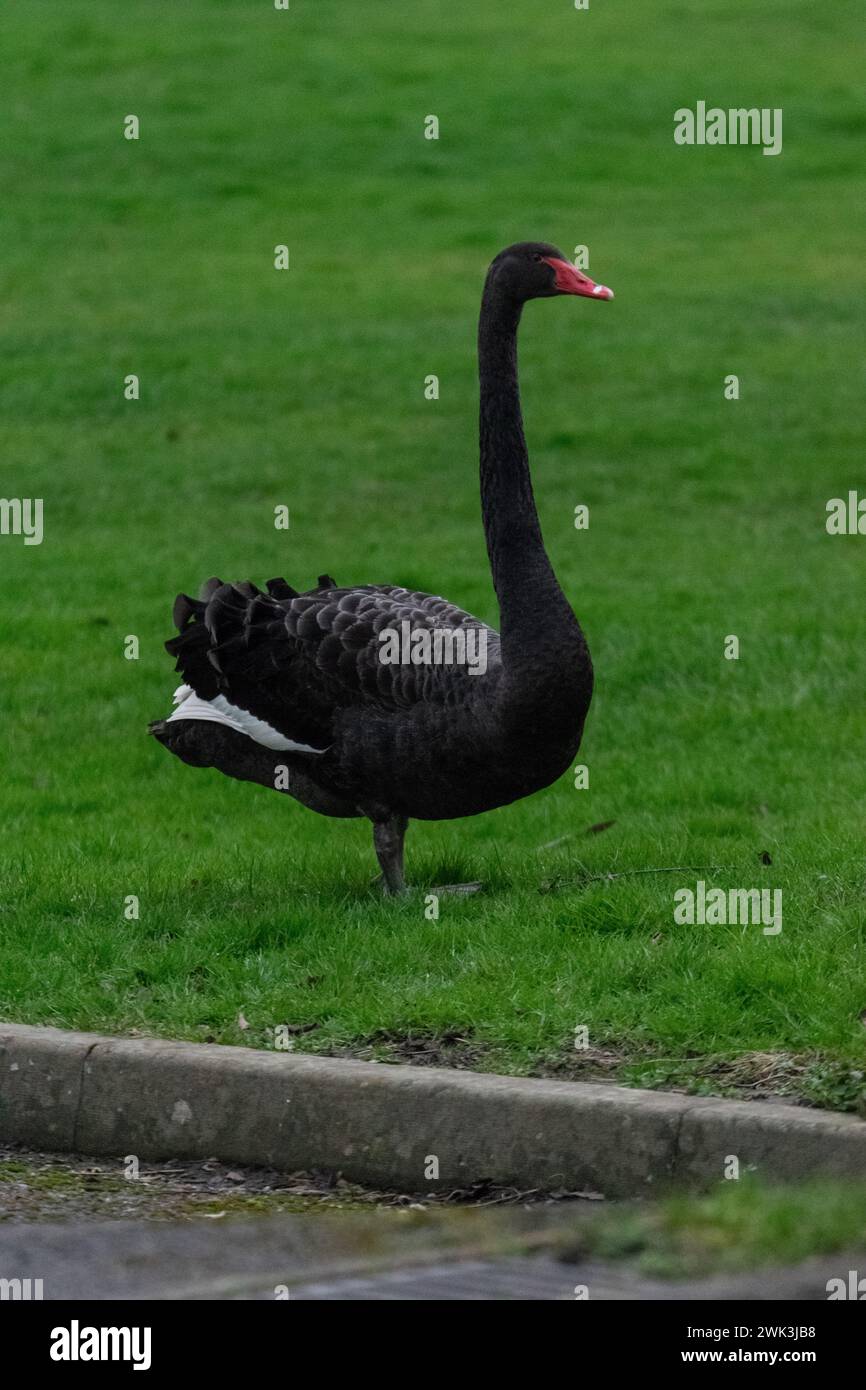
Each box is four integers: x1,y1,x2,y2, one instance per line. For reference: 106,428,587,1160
165,577,499,752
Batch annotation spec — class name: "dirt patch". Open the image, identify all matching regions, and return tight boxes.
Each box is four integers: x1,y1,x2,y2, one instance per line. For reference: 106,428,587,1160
324,1027,486,1070
543,1047,866,1114
670,1051,813,1102
0,1146,598,1224
534,1045,634,1084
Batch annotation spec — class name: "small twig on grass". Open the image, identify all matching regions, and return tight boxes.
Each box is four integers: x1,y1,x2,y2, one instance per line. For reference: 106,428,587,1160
540,865,734,893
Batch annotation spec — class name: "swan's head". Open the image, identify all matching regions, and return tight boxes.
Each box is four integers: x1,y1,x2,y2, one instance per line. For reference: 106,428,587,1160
488,242,614,304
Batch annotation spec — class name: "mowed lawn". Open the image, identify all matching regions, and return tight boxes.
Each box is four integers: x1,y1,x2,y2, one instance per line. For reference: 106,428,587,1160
2,1,864,1107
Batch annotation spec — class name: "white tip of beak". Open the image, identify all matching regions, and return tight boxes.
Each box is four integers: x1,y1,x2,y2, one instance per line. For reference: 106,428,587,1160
593,284,614,299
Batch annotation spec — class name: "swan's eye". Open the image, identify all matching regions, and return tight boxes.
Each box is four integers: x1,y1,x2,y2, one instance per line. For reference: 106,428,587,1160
533,254,543,262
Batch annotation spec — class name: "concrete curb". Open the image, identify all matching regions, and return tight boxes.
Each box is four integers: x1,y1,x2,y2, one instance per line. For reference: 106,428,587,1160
1,1024,864,1197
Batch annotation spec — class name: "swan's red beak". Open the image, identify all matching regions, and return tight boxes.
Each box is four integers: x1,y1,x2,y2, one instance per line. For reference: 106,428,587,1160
542,258,614,300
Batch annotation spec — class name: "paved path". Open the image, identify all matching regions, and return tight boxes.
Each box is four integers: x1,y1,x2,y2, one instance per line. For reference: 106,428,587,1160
1,1145,860,1300
0,1209,859,1301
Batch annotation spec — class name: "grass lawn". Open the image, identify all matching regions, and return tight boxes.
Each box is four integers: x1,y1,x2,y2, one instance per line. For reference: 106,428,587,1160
565,1177,866,1280
2,1,864,1108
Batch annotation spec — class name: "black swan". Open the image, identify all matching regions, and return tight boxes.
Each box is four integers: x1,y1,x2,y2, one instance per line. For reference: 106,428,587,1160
150,242,613,892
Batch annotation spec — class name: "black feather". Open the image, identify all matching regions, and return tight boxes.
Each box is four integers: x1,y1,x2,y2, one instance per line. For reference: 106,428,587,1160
266,577,298,599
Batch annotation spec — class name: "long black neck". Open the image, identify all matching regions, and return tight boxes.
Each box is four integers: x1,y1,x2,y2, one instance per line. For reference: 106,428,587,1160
478,278,592,720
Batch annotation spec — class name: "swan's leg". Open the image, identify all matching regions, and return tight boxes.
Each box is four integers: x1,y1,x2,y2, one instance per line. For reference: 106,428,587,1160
372,815,409,895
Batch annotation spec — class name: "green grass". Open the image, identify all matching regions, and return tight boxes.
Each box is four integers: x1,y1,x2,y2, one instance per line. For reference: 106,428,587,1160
2,1,865,1106
576,1178,866,1279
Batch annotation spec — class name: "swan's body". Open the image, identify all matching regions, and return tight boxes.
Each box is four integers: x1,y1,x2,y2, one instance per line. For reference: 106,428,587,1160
150,242,613,891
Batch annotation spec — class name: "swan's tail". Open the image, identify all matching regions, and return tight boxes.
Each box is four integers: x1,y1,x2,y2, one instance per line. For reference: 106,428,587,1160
164,576,297,694
157,575,332,754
